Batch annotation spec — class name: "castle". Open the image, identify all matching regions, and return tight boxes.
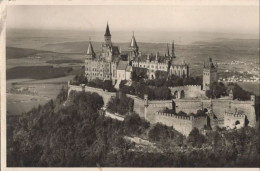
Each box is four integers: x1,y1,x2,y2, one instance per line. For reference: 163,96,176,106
69,23,256,136
85,23,189,83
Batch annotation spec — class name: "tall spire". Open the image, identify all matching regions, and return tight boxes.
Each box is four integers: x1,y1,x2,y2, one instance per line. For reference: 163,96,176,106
130,32,138,48
104,22,111,36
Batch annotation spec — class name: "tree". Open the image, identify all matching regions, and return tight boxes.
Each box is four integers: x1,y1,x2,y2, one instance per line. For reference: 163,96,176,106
206,82,227,98
187,128,206,147
154,86,172,100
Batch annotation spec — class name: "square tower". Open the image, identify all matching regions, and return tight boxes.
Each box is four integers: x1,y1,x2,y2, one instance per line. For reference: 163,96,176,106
203,58,218,91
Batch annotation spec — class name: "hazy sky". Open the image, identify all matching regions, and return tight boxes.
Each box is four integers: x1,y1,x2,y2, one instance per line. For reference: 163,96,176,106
7,5,259,34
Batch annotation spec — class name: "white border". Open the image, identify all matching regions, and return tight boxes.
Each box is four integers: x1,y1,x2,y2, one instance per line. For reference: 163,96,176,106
1,0,259,170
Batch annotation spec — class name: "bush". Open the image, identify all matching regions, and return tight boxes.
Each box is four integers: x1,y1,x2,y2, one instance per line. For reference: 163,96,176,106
123,112,150,135
206,82,227,98
107,93,134,115
187,128,206,147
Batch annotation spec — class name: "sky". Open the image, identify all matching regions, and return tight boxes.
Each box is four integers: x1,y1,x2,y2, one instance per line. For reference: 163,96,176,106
6,5,259,34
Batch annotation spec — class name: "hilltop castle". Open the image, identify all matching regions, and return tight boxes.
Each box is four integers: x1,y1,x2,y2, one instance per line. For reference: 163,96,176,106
85,23,189,83
68,23,256,136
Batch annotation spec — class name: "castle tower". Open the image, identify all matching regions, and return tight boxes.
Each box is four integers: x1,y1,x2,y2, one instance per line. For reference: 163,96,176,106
85,40,96,79
172,40,176,58
129,32,139,59
86,40,96,59
104,22,112,47
203,58,218,91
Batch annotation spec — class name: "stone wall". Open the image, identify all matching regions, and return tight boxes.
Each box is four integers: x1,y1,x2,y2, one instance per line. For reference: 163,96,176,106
67,82,256,134
169,85,204,99
68,82,116,106
155,112,207,136
224,112,245,129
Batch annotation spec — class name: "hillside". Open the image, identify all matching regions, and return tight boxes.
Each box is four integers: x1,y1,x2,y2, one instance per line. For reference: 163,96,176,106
6,47,52,59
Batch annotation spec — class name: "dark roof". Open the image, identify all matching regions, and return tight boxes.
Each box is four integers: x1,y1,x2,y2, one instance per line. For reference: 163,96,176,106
112,46,119,55
117,61,128,70
104,23,111,36
133,53,169,63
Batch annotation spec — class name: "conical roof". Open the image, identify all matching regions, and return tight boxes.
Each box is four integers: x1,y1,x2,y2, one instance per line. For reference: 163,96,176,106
104,23,111,36
130,34,138,48
87,41,95,55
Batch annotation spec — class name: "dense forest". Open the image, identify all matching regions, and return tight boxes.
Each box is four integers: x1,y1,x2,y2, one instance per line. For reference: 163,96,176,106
7,88,260,167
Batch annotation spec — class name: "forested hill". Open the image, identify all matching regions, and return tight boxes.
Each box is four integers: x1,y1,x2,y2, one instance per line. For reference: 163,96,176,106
7,88,260,167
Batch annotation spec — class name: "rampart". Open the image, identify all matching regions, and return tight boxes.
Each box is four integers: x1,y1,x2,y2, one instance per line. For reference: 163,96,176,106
154,112,207,136
68,81,116,106
67,82,256,135
224,112,245,129
169,85,204,99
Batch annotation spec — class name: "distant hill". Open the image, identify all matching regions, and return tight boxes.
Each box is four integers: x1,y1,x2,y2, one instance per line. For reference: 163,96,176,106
6,47,51,59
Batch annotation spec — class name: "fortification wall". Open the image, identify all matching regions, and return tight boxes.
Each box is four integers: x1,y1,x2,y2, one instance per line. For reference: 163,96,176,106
231,100,255,127
67,83,256,129
68,83,116,106
169,85,204,98
154,112,207,136
154,112,193,136
174,99,202,114
192,116,208,130
224,112,245,129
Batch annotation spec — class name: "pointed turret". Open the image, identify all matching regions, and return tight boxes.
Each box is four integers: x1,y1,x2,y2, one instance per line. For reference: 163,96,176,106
104,22,111,36
130,33,138,48
129,32,139,58
86,40,96,59
104,22,112,46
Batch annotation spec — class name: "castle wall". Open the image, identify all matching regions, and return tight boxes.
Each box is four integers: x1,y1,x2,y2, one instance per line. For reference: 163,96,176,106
154,112,207,136
67,83,256,132
174,99,202,114
224,112,245,129
169,85,204,99
231,100,256,127
68,83,116,106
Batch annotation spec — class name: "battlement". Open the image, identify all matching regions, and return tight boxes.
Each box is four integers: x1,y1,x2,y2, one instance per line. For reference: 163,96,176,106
132,61,168,66
157,112,206,121
169,85,201,89
224,112,245,118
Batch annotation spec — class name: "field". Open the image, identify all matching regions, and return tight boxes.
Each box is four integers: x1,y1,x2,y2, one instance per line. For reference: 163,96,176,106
6,76,74,115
